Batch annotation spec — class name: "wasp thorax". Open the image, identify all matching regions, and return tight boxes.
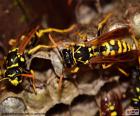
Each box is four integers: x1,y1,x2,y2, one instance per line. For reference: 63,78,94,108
5,48,26,69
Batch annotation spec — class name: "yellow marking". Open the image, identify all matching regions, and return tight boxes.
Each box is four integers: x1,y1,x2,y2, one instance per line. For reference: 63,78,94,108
88,48,92,52
20,57,25,62
36,24,76,38
84,60,89,64
90,53,93,57
7,63,19,69
18,55,20,58
91,46,98,56
8,73,16,77
78,43,85,47
11,48,18,52
118,67,129,76
77,57,89,64
77,51,81,53
109,105,115,111
71,67,79,73
91,46,97,49
102,64,113,69
102,42,110,56
132,98,139,102
111,111,117,116
72,47,77,65
78,57,82,60
117,40,122,54
110,50,115,56
136,87,140,92
94,52,98,56
122,41,127,53
110,40,115,45
127,44,131,51
9,77,21,86
139,96,140,99
74,46,81,54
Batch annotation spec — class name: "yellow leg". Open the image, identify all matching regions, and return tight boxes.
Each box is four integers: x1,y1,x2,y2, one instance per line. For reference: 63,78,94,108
36,24,76,38
97,13,112,36
102,64,129,76
117,67,129,77
102,63,113,69
71,67,79,73
76,32,88,41
28,33,60,54
28,45,56,54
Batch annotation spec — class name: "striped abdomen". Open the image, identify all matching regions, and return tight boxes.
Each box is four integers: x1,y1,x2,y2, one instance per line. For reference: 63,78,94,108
100,39,132,56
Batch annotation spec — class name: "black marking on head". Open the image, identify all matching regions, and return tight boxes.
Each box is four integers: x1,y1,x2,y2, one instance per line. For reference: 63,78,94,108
62,49,74,68
5,48,26,68
5,67,22,81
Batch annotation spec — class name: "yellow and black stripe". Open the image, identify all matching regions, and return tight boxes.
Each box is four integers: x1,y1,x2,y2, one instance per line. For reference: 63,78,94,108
100,39,132,56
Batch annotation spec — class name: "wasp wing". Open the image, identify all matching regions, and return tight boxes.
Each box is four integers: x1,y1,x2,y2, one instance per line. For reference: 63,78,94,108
89,50,138,64
18,26,40,54
85,26,130,46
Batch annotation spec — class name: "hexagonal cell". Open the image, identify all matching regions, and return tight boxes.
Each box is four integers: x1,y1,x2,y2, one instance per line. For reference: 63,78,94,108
0,96,26,114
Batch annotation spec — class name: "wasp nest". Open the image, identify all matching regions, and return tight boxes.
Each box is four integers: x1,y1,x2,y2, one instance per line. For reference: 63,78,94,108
0,0,140,116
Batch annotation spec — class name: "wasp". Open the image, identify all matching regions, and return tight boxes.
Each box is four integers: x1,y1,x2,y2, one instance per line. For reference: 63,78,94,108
0,27,40,93
0,24,77,94
27,13,139,97
100,91,123,116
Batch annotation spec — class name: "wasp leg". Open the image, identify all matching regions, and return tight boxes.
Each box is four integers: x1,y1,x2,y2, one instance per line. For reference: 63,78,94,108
58,74,64,99
76,32,88,42
29,32,62,54
70,67,79,73
30,70,36,94
102,63,113,69
28,45,56,54
117,67,129,77
97,13,112,36
36,24,76,38
19,71,37,94
102,64,129,76
48,33,58,47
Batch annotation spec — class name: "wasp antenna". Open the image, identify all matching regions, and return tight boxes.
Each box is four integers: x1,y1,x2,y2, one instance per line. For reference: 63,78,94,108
36,24,77,38
19,25,40,54
48,34,58,47
97,13,112,36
